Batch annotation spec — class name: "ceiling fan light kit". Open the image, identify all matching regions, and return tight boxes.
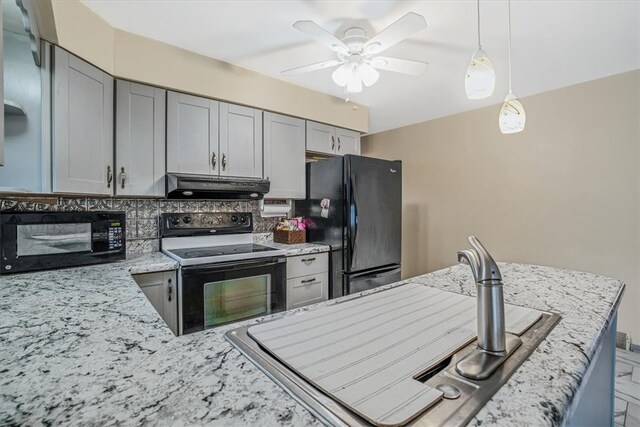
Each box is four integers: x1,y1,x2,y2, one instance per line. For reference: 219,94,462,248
283,12,429,94
465,0,496,99
499,0,526,134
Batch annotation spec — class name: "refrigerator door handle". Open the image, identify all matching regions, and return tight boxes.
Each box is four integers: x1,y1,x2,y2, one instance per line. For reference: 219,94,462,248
349,175,358,259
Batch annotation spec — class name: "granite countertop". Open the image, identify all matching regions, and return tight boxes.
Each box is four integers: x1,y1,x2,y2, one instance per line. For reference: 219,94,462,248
266,242,331,256
0,254,624,426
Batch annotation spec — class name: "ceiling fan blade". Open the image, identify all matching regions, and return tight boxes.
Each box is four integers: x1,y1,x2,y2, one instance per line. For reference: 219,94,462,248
293,21,349,54
281,59,343,75
364,12,427,55
370,56,429,76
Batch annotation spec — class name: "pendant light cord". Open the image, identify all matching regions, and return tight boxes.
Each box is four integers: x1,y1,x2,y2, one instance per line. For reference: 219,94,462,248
508,0,513,92
477,0,481,48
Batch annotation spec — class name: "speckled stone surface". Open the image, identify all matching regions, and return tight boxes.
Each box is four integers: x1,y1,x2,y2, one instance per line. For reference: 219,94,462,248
253,232,331,256
0,257,624,426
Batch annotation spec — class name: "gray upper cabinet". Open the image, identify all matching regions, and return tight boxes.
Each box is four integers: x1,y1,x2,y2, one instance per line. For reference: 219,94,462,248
263,112,305,199
52,46,113,194
335,127,361,156
167,91,219,175
219,102,263,178
306,121,336,154
115,80,166,197
306,120,360,156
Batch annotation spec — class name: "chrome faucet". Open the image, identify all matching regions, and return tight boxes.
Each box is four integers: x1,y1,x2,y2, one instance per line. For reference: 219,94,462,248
455,236,522,380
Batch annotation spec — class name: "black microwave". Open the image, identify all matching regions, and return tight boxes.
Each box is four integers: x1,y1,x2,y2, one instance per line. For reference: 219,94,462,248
0,211,126,274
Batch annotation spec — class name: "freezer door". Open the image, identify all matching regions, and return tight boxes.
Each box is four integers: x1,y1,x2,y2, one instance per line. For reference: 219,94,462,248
345,155,402,273
344,265,401,295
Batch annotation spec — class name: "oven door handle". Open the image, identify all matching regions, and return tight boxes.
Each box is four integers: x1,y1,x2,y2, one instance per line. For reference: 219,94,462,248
181,257,286,274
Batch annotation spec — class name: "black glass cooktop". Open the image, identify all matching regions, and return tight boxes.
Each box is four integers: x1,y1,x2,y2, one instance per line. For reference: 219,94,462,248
168,244,278,259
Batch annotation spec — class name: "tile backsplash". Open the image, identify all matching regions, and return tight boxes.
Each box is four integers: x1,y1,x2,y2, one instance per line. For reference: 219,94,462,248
0,197,281,254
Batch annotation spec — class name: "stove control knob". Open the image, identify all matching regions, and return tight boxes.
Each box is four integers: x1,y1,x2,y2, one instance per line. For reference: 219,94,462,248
240,215,247,223
183,216,191,224
231,215,238,222
170,216,180,226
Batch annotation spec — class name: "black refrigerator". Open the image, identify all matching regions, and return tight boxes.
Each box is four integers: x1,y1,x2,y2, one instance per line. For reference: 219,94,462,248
295,155,402,299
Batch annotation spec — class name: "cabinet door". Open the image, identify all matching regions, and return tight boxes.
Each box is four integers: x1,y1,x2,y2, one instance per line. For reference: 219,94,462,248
53,47,113,194
132,271,178,336
306,121,336,155
219,102,262,178
263,112,305,199
335,127,361,156
167,91,219,175
0,6,4,167
116,81,166,196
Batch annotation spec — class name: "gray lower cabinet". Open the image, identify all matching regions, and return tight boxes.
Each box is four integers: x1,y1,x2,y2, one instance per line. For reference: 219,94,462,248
52,46,113,194
286,253,329,309
263,112,305,199
219,102,263,178
166,91,219,175
306,120,360,156
115,80,166,196
132,271,178,336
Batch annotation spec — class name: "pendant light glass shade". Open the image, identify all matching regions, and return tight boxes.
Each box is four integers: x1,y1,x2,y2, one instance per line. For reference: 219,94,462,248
465,48,495,99
499,91,525,134
500,0,525,134
466,0,494,99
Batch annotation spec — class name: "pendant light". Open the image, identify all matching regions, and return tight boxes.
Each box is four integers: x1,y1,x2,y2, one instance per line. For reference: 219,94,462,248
499,0,526,134
465,0,495,99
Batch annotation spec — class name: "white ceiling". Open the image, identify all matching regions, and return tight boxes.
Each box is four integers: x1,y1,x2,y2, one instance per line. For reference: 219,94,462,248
82,0,640,134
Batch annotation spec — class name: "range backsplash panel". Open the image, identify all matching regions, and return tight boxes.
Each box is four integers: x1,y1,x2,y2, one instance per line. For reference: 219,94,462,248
0,198,280,254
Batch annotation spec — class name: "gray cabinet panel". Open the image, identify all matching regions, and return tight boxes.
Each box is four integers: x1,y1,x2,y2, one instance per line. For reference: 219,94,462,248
167,91,219,175
335,127,360,156
219,102,263,178
132,271,178,336
116,80,166,196
0,6,4,167
264,112,305,199
306,120,335,154
53,47,113,194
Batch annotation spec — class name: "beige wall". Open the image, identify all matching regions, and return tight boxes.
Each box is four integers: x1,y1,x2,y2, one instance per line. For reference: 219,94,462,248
362,70,640,343
46,0,368,132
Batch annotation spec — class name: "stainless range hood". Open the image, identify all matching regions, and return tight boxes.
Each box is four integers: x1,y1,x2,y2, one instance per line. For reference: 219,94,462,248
166,173,270,200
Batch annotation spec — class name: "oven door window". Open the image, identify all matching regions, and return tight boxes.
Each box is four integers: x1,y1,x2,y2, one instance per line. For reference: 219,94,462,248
16,223,92,256
203,274,271,328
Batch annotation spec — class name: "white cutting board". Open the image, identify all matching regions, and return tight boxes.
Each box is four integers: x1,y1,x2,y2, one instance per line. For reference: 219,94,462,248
248,283,541,426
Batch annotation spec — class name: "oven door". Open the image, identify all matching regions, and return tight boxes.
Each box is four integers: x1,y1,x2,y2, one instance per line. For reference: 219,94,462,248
179,257,286,335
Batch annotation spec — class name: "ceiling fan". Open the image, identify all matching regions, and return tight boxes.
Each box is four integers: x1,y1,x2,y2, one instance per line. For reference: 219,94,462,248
282,12,429,94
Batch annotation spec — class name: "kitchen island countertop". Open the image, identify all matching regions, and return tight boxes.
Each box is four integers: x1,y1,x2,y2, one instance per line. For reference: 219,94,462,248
0,253,624,426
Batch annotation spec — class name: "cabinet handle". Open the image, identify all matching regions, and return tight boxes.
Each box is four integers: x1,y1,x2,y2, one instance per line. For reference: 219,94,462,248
301,257,316,263
211,152,217,170
222,154,227,171
338,137,341,152
107,165,113,188
301,278,316,284
331,136,335,151
120,167,126,189
167,278,173,302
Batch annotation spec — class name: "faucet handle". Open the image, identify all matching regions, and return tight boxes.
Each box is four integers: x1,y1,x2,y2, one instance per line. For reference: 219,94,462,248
468,236,502,283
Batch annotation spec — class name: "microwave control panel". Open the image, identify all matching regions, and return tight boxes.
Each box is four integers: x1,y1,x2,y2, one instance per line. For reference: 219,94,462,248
108,221,124,250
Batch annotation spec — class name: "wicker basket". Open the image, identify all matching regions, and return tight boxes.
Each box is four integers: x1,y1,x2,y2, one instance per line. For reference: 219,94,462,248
273,229,306,244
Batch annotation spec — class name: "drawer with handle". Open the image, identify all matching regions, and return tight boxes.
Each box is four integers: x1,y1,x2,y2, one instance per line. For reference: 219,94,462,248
287,272,329,310
286,252,328,279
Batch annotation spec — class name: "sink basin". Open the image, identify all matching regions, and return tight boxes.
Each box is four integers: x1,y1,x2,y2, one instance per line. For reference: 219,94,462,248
225,285,560,426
